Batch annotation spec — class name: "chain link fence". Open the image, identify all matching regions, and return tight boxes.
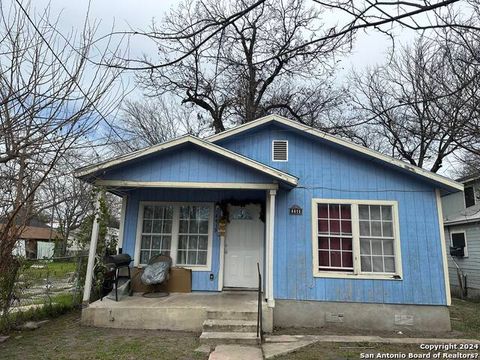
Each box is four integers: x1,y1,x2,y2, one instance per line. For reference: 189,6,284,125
2,254,88,330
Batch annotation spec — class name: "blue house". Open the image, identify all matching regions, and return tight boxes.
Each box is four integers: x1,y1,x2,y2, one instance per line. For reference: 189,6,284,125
77,115,462,333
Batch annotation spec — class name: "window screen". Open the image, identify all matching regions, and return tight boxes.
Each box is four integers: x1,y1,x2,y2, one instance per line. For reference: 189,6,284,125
272,140,288,161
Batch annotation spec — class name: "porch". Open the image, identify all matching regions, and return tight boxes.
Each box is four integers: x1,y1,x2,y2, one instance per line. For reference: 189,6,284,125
81,291,273,335
82,184,282,303
75,136,301,335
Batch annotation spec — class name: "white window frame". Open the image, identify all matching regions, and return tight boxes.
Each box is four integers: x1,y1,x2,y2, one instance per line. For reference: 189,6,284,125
134,201,214,271
311,198,403,280
450,230,468,257
272,140,288,162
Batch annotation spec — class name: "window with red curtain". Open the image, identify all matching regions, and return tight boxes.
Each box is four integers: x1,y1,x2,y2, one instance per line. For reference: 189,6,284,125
317,203,353,272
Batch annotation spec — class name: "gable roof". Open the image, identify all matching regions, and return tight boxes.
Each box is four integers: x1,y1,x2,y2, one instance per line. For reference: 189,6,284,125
208,115,463,192
0,223,62,240
75,135,298,187
444,203,480,226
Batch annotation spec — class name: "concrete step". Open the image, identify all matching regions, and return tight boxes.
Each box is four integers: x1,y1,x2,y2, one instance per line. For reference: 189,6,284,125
206,310,257,321
200,331,260,345
203,319,258,333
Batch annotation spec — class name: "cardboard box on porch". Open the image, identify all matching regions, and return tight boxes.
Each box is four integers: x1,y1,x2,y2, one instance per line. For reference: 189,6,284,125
130,267,192,293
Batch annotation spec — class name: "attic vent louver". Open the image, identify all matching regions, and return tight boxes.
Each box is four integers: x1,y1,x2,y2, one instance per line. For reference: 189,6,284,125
272,140,288,161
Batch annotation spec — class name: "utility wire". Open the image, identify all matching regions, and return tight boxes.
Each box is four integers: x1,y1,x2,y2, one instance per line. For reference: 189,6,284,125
13,0,135,152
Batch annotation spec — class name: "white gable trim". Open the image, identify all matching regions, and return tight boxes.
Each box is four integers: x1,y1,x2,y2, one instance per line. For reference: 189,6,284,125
207,115,463,192
95,180,279,190
75,135,298,186
436,189,451,306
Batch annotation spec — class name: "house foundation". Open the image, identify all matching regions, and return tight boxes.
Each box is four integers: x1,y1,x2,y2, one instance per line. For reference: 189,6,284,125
274,300,451,332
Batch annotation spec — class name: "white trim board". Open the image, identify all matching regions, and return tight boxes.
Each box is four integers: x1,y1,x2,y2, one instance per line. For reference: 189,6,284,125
444,218,480,226
117,196,127,250
436,189,452,306
95,180,279,190
207,115,463,192
75,135,298,187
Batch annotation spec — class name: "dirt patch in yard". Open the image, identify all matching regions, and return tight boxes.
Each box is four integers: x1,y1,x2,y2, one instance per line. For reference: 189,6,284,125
0,311,207,360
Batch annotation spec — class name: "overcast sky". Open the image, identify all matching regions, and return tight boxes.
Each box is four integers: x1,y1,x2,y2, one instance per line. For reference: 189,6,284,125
26,1,460,174
32,0,413,80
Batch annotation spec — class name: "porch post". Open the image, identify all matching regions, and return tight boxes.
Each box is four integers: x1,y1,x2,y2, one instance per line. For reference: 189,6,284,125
218,235,225,291
265,194,271,300
82,191,101,304
117,196,127,251
266,189,276,308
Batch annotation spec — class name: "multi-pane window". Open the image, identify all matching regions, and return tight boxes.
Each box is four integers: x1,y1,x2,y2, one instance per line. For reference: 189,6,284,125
177,205,210,266
359,205,395,273
317,204,353,272
138,203,212,269
140,205,173,264
313,200,400,278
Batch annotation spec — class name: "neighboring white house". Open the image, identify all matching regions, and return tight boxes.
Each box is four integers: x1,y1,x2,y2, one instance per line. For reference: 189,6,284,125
12,237,56,260
7,217,61,260
67,227,119,256
442,174,480,298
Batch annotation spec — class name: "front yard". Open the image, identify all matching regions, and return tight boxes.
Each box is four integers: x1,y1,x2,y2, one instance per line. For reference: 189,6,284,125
450,298,480,340
22,261,78,281
274,298,480,360
0,298,478,359
1,311,205,360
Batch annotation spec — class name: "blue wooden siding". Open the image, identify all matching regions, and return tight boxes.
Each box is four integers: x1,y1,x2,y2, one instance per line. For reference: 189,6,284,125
216,123,447,305
121,188,264,291
101,143,275,184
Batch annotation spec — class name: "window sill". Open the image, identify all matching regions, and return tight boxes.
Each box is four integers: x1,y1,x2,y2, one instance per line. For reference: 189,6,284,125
136,264,211,272
313,272,402,281
176,265,211,272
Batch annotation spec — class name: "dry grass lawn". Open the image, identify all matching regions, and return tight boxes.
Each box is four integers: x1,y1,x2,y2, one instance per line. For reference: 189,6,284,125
274,298,480,359
0,297,478,359
0,311,206,360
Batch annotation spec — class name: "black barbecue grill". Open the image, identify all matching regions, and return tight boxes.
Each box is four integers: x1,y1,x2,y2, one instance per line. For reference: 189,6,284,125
105,253,132,301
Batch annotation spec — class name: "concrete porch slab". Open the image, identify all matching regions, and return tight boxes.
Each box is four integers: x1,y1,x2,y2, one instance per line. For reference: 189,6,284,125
82,291,272,332
88,291,258,311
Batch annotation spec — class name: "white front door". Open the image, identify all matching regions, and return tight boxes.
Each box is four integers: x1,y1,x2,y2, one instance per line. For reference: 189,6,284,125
224,204,264,289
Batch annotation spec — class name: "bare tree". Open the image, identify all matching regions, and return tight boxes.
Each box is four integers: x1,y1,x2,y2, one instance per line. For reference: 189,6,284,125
112,96,210,151
136,0,348,133
435,4,480,159
103,0,463,72
40,155,95,256
0,1,124,322
349,33,480,173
